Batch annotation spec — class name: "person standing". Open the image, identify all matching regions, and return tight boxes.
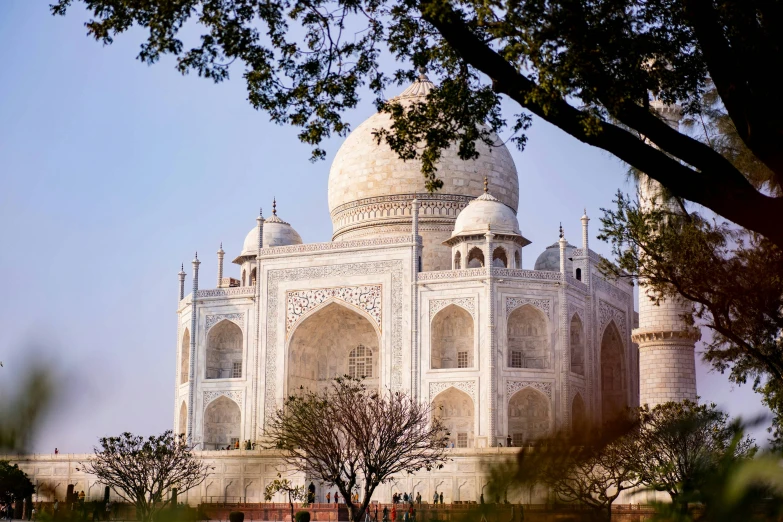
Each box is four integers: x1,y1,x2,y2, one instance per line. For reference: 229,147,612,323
391,505,397,522
432,492,438,505
415,493,421,506
382,506,389,522
326,492,331,504
334,492,339,504
439,492,443,505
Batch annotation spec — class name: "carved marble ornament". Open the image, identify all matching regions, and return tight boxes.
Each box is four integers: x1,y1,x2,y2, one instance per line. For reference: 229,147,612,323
287,285,382,337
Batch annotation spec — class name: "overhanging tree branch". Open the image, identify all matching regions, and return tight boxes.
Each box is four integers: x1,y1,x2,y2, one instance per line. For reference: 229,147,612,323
419,0,783,247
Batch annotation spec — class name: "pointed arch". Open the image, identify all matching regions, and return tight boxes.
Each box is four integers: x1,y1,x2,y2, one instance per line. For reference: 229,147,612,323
570,314,585,376
180,328,190,384
250,267,257,286
432,387,474,448
206,320,243,379
287,301,380,393
492,246,508,268
601,321,627,424
514,250,521,269
467,247,484,268
454,251,462,270
431,304,474,369
507,305,550,369
203,396,241,450
571,393,587,433
179,401,188,436
287,297,382,342
508,387,551,445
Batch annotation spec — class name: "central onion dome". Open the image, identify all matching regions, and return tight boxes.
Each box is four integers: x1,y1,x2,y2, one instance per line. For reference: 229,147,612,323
327,72,520,271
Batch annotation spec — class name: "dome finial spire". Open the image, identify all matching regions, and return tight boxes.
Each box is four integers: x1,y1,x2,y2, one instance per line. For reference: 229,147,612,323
559,222,564,239
273,197,277,216
483,176,488,193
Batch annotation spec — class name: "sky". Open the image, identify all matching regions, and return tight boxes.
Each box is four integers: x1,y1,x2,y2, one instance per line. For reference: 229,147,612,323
0,2,769,453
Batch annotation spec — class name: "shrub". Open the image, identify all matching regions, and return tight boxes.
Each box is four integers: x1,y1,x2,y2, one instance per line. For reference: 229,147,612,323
295,511,311,522
228,511,244,522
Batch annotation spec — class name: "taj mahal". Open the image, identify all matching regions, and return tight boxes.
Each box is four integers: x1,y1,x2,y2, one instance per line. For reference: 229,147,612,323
174,74,698,457
6,74,699,506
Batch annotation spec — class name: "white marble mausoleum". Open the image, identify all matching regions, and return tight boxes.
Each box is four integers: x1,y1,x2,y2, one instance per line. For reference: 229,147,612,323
175,74,643,456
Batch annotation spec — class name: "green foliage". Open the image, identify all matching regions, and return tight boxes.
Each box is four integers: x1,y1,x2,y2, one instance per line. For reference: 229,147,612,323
295,510,311,522
50,0,783,246
625,400,756,511
598,192,783,444
79,431,212,522
0,460,34,504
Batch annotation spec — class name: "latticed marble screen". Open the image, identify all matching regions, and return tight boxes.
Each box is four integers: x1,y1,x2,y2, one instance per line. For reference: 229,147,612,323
349,344,373,378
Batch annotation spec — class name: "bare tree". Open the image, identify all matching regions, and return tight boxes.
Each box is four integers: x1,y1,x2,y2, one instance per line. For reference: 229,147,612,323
79,431,212,522
265,377,449,522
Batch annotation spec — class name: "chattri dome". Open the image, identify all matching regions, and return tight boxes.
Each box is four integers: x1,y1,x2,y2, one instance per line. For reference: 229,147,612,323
237,205,302,260
534,241,576,272
450,191,521,238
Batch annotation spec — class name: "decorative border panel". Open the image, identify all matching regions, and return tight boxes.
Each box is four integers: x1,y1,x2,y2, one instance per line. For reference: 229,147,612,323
429,297,476,320
506,381,553,400
205,313,245,333
568,304,584,321
265,261,404,425
197,288,255,298
599,300,628,344
286,285,382,337
428,380,477,401
505,297,552,319
203,390,244,412
593,277,632,303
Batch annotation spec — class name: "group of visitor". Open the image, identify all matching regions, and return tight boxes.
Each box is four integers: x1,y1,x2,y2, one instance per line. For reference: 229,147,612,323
391,492,421,506
382,504,417,522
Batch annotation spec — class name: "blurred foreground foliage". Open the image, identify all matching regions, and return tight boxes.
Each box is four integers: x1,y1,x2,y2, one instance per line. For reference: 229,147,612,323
481,401,783,522
0,362,53,452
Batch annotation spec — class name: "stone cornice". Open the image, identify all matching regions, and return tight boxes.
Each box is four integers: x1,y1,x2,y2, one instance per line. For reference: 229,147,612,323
632,326,701,343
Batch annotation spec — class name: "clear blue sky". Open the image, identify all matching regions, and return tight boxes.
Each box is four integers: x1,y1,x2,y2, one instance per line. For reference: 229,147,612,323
0,2,768,452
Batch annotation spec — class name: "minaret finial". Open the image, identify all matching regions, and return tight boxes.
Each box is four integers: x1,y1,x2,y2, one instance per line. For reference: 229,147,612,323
559,223,563,239
259,207,263,218
272,198,277,216
483,176,488,193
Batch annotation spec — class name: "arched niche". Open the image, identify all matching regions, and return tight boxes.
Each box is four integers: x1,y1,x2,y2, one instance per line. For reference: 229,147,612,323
180,328,190,384
508,388,550,446
431,305,474,369
203,396,241,450
467,247,484,268
601,322,627,424
570,314,585,376
287,302,380,393
492,246,508,268
572,393,587,433
179,402,187,436
432,388,474,448
250,268,257,285
507,305,549,369
454,251,462,269
206,320,243,379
